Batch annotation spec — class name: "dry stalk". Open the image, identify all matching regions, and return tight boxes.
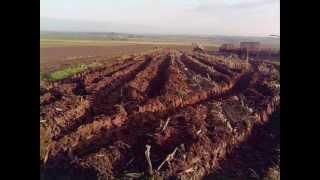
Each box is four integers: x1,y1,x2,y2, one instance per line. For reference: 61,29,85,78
157,147,178,171
249,168,260,179
55,108,63,112
161,117,171,132
184,167,195,173
125,158,135,168
206,73,212,81
196,129,202,135
43,144,51,165
145,145,153,175
114,104,127,114
180,167,195,174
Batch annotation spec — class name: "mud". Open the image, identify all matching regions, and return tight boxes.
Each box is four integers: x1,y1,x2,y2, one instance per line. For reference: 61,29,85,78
40,49,280,179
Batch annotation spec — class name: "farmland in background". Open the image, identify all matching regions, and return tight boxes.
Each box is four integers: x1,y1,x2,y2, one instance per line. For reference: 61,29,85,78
41,31,278,77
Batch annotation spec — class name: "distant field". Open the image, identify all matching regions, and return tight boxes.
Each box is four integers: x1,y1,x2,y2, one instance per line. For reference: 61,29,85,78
41,43,158,73
40,39,205,48
40,38,218,74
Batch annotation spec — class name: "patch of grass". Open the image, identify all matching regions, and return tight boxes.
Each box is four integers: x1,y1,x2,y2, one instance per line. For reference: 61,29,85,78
40,71,49,91
209,102,222,112
191,74,201,84
46,62,102,81
204,45,219,51
40,71,46,81
176,90,187,97
263,166,280,180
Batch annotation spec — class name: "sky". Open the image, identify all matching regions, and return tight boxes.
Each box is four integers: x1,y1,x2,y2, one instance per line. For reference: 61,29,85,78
40,0,280,36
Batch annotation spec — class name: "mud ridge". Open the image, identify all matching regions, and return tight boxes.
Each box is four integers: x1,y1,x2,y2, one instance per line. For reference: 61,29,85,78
48,57,152,139
203,108,280,180
40,49,280,180
147,54,171,98
181,54,232,86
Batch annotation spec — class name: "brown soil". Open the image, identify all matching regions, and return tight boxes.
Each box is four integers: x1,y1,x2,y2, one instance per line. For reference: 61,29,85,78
41,45,193,74
40,49,280,180
203,108,280,180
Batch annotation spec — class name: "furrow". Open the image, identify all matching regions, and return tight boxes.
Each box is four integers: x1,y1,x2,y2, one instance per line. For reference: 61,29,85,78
40,49,280,180
91,54,166,116
83,59,138,86
180,54,232,86
137,67,252,114
147,54,171,98
162,54,194,96
46,110,128,167
48,58,151,139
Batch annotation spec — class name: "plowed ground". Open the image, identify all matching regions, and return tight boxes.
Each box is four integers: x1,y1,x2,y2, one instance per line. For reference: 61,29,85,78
40,49,280,180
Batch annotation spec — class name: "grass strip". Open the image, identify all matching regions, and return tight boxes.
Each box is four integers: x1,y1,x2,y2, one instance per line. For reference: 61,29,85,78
45,62,102,81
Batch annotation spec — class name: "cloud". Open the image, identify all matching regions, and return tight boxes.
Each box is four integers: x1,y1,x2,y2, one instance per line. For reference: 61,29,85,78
229,0,278,9
40,0,279,36
193,0,279,13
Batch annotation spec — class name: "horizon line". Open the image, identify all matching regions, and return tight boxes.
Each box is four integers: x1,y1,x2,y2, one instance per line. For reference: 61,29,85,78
40,30,278,38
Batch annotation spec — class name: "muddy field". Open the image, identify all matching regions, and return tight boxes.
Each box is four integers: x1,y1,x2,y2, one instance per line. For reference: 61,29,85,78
40,44,193,74
40,48,280,180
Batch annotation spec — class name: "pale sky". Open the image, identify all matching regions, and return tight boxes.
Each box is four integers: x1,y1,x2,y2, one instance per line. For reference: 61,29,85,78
40,0,280,36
